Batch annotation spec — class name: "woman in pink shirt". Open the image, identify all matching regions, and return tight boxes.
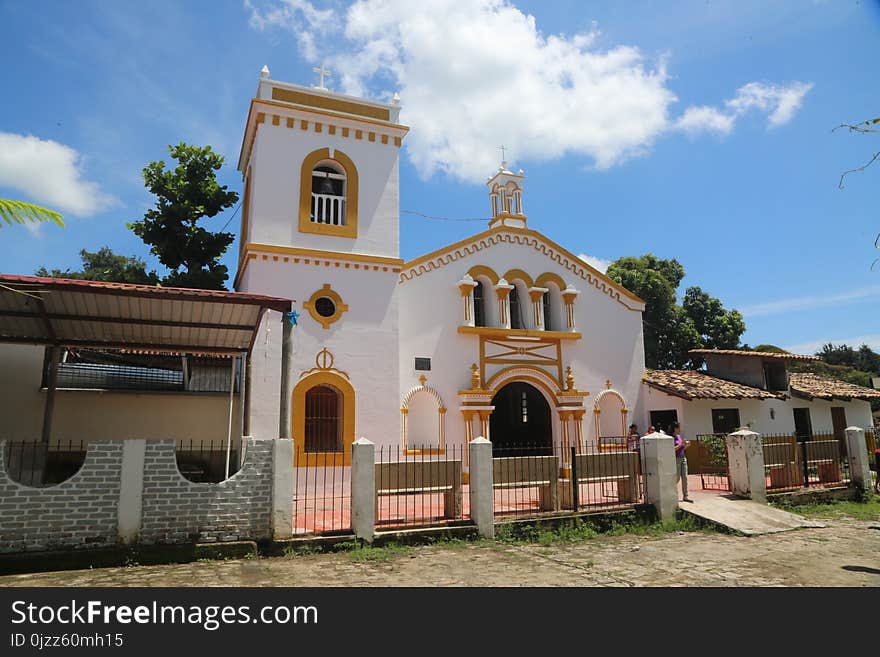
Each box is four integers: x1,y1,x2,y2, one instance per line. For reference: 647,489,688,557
673,423,692,502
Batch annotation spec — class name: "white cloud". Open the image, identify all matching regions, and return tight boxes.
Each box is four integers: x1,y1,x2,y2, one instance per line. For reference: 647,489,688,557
0,132,117,217
247,0,814,182
726,81,814,128
675,106,735,136
740,284,880,317
578,253,611,274
784,334,880,355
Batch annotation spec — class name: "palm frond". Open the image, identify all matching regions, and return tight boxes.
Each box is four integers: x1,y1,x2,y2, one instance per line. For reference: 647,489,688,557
0,199,64,228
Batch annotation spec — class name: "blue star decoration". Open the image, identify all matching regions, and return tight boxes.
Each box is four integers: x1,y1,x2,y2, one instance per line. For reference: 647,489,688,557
284,310,299,326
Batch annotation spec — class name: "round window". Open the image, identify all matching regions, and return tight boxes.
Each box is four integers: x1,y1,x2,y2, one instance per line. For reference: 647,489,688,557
314,297,336,318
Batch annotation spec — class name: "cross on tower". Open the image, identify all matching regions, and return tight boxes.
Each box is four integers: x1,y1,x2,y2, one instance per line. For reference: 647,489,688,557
499,144,507,163
312,64,332,90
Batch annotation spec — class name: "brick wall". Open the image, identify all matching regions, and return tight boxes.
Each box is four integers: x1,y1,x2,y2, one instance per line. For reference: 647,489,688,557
0,441,122,553
139,439,273,544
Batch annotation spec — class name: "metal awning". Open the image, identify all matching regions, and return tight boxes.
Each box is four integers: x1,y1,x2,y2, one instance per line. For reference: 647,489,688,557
0,274,292,354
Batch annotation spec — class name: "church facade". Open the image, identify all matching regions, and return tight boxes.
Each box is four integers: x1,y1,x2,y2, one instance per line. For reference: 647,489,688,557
236,69,648,465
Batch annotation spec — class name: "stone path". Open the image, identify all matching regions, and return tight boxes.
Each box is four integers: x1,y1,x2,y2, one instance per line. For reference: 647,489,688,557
2,518,878,587
681,489,826,536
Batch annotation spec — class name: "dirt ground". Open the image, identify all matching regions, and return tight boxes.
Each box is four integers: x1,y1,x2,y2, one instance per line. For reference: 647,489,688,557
2,517,878,587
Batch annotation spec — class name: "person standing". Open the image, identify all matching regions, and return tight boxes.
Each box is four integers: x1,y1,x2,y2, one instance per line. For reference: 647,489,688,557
673,422,692,502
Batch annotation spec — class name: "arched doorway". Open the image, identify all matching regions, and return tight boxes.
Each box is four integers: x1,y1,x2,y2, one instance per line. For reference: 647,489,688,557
490,382,552,455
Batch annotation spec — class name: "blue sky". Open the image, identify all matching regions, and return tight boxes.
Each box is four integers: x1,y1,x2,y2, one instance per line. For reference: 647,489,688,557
1,0,878,354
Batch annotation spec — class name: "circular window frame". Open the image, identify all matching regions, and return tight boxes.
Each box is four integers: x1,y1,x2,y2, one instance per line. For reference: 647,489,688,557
304,284,349,329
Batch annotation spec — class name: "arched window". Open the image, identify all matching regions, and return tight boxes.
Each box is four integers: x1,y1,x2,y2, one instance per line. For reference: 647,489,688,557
310,162,346,226
542,291,552,331
304,384,343,453
509,285,523,329
473,280,486,327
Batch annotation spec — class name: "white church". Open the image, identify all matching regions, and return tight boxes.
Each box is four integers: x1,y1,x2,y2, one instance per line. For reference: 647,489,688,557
235,67,650,468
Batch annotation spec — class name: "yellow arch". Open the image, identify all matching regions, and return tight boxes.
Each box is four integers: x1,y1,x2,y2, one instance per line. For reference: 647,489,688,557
298,147,359,239
485,365,562,406
594,389,628,443
502,268,534,289
535,272,566,291
293,370,356,466
466,265,500,285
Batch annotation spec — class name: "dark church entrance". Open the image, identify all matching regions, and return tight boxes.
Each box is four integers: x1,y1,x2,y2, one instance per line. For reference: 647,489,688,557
490,382,552,455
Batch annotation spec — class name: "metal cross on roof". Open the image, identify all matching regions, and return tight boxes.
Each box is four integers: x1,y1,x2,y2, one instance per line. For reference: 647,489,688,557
499,144,507,162
313,64,332,90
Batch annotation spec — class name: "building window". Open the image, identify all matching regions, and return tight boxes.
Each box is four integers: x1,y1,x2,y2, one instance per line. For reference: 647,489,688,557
310,163,346,226
414,357,431,371
509,285,523,329
542,291,552,331
304,284,349,329
304,384,343,453
473,280,486,327
711,408,741,434
314,296,336,318
299,148,358,238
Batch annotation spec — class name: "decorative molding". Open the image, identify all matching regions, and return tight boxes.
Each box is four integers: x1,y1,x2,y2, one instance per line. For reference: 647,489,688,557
400,228,644,312
298,347,350,380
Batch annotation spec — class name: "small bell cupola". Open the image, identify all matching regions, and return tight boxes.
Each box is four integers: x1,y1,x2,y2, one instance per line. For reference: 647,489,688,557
487,160,527,230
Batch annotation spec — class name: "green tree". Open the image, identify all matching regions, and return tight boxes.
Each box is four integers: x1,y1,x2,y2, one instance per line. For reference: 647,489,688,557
1,199,63,229
606,254,745,369
36,247,158,285
129,143,238,290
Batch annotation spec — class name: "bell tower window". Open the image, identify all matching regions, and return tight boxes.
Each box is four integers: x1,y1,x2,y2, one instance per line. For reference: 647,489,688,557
311,163,346,226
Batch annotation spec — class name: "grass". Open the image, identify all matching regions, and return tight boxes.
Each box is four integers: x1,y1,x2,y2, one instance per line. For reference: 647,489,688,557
771,497,880,522
493,513,707,546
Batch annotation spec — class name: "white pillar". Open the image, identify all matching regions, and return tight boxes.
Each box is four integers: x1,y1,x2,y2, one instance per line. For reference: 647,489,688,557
468,437,494,539
726,430,766,503
351,437,376,543
845,426,872,496
272,438,294,540
640,432,677,521
117,439,146,545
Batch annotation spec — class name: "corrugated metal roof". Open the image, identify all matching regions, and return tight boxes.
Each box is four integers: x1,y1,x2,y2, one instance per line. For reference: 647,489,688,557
0,274,292,353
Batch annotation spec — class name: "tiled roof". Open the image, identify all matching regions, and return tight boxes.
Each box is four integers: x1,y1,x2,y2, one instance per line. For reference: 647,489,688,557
689,349,819,361
789,373,880,401
642,369,784,400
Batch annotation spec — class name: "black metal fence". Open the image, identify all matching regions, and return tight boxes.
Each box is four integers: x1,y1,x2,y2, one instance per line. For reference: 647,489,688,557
2,440,87,487
690,434,730,491
491,441,645,518
292,447,351,536
762,432,850,491
375,444,467,529
175,439,242,483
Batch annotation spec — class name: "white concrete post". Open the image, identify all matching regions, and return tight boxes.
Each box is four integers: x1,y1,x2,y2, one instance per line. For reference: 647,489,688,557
272,438,294,539
117,439,146,545
845,427,872,496
351,438,376,543
640,432,677,521
468,437,494,539
726,430,766,503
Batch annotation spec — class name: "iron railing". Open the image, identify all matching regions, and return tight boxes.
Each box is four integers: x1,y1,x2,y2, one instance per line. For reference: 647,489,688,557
292,446,351,536
762,432,850,491
175,439,242,483
2,440,87,487
690,434,730,491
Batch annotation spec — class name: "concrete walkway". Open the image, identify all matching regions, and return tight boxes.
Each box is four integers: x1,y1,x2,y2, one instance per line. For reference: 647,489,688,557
680,489,825,536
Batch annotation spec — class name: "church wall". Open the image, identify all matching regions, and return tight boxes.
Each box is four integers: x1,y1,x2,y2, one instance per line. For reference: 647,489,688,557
400,236,646,450
245,257,401,448
246,119,400,259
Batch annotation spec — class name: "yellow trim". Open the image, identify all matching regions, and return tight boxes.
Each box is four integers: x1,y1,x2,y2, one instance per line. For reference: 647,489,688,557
299,148,358,239
535,272,566,290
458,326,581,340
293,371,355,467
502,269,534,288
238,169,252,262
483,366,563,408
467,265,500,285
271,86,391,121
303,284,349,329
403,448,446,456
243,243,402,266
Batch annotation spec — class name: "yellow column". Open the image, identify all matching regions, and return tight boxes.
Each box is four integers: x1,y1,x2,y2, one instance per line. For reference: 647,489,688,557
559,409,572,473
400,407,408,449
